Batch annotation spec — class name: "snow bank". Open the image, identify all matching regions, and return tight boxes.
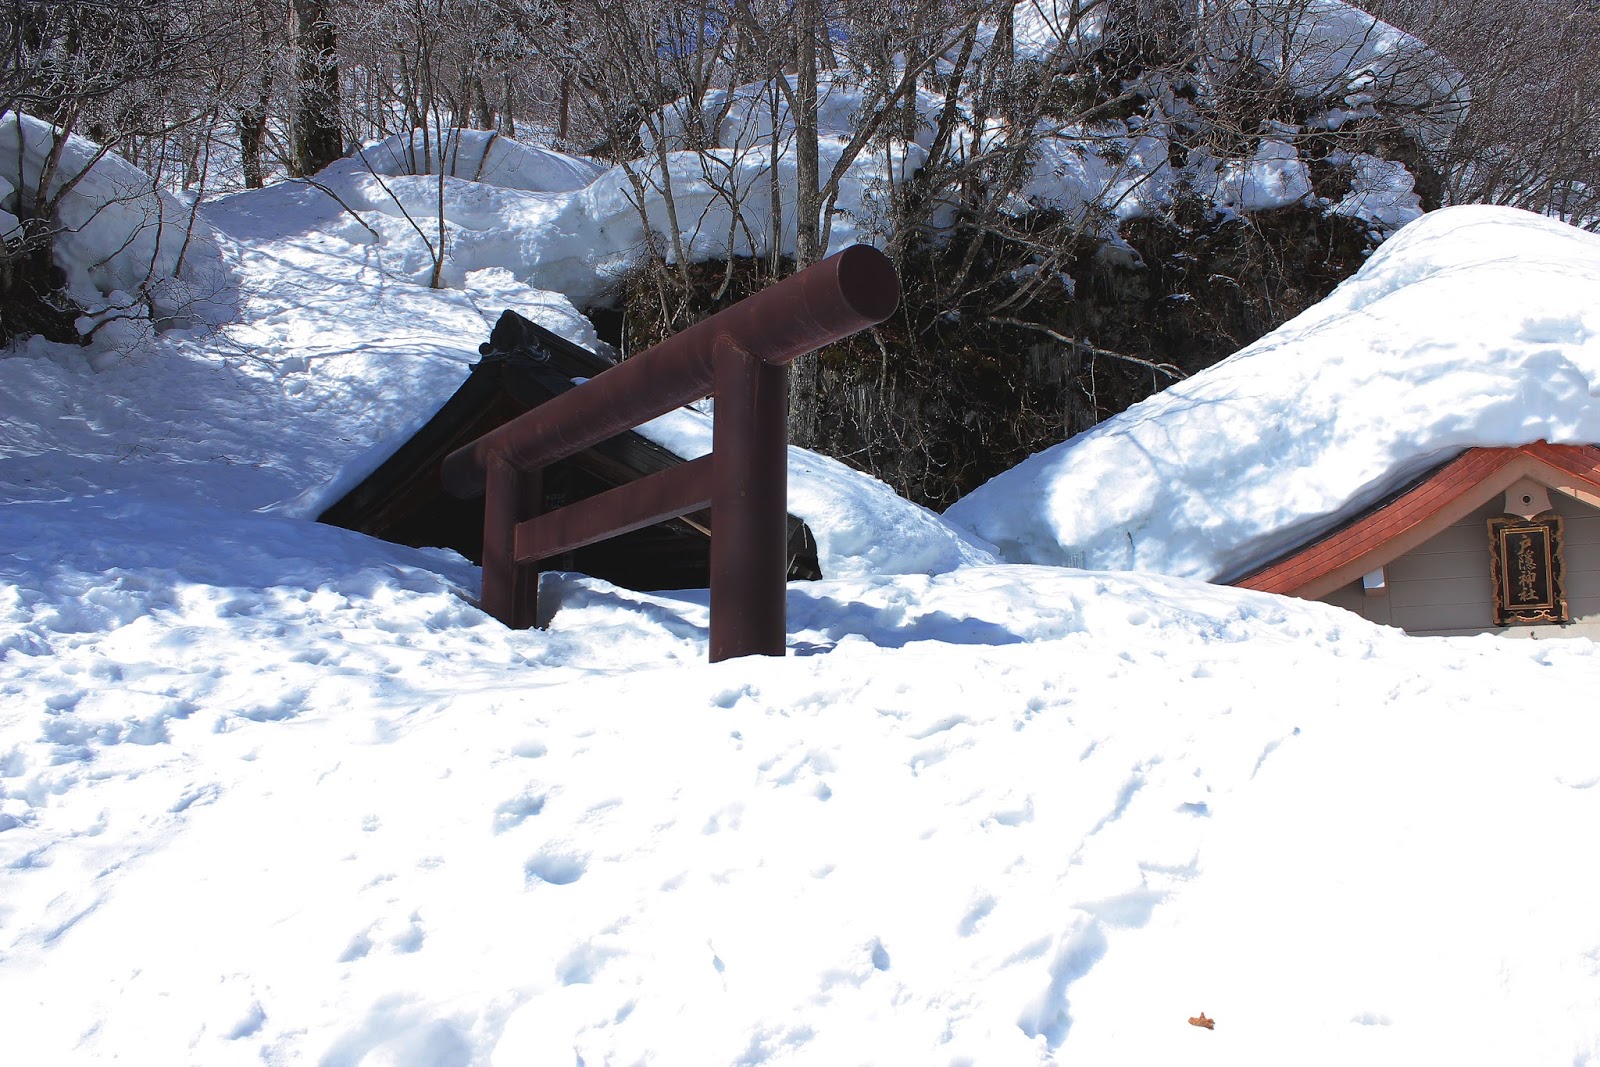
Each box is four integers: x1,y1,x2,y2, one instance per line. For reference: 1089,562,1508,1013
1201,136,1314,212
945,206,1600,581
352,128,605,193
1,0,1459,363
1210,0,1461,118
6,504,1600,1063
1328,151,1425,231
617,0,1458,262
647,76,943,156
0,171,18,238
572,135,916,278
249,132,614,303
253,123,906,309
1012,0,1456,227
1008,0,1107,57
1005,0,1452,117
633,406,998,578
0,113,231,350
0,140,600,521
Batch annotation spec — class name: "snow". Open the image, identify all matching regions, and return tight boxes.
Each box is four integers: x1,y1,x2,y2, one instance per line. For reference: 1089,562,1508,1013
1329,151,1425,232
0,119,980,579
611,0,1461,259
1,114,232,350
7,505,1600,1062
1200,136,1315,212
353,128,606,193
0,172,19,239
630,406,998,579
946,205,1600,582
1210,0,1461,121
999,0,1459,231
1001,0,1457,123
2,27,1598,1066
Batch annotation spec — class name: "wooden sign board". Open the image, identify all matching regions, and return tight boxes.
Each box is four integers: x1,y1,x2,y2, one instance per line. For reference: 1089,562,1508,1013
1487,513,1567,626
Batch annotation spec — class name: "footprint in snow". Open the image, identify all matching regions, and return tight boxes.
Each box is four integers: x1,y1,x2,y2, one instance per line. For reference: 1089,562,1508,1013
338,928,374,962
390,912,425,953
557,941,622,984
711,684,757,709
703,803,744,834
242,689,308,722
493,790,546,833
986,796,1034,826
958,896,996,937
525,850,586,886
223,1000,267,1040
338,911,425,961
169,782,222,813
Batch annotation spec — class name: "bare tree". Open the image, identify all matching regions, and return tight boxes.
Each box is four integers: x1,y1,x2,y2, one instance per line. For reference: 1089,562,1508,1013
1,0,244,342
1368,0,1600,227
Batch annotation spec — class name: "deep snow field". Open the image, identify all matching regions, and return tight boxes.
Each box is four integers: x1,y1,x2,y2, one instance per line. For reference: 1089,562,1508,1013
7,525,1600,1066
4,44,1600,1067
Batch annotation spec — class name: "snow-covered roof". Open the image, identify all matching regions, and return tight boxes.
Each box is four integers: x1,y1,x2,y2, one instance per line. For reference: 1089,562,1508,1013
944,206,1600,582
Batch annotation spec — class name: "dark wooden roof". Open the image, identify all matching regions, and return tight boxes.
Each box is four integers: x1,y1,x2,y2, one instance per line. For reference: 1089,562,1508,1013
318,310,821,590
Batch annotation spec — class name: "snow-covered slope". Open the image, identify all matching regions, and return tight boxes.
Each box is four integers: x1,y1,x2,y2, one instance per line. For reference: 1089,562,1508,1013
946,206,1600,581
6,502,1600,1064
0,113,233,350
0,123,987,581
635,0,1449,256
4,60,1600,1067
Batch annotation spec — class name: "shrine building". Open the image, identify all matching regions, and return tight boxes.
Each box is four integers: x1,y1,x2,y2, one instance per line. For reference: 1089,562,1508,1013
1234,441,1600,638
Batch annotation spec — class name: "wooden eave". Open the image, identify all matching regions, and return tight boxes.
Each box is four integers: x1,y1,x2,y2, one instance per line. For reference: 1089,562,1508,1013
1234,441,1600,600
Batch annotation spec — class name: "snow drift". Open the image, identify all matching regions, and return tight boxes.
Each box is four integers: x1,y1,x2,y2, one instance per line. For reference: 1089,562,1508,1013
945,205,1600,581
0,125,990,582
0,113,231,352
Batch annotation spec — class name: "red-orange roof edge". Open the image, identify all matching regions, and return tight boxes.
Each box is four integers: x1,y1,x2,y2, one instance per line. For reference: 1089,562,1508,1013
1233,442,1600,598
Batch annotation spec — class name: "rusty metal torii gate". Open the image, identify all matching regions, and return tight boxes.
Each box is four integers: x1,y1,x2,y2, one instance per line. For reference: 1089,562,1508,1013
442,244,900,662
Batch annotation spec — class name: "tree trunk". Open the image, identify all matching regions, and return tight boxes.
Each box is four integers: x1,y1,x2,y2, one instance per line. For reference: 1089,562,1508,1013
502,70,516,138
471,70,493,129
237,106,269,188
558,74,571,143
793,0,821,268
788,0,825,447
289,0,343,177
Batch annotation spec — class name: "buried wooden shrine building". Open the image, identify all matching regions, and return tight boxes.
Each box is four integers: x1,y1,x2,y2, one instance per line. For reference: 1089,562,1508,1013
1234,441,1600,639
318,310,822,592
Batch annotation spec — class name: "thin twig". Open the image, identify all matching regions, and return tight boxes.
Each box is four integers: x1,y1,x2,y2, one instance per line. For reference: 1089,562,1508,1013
991,316,1187,381
291,175,381,241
